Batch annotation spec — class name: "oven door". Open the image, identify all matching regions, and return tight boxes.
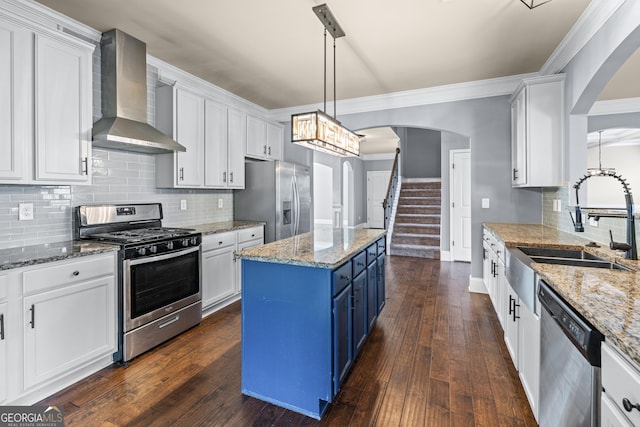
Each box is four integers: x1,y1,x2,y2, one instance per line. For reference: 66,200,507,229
124,246,201,331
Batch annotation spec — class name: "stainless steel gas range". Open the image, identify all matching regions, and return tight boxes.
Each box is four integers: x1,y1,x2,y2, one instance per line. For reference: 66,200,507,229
75,203,202,363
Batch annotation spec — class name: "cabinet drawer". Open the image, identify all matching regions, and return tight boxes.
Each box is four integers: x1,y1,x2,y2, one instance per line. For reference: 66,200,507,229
333,262,352,296
0,274,6,300
352,251,367,277
237,226,264,243
23,254,115,294
366,243,377,265
602,342,640,427
377,238,386,256
202,231,236,251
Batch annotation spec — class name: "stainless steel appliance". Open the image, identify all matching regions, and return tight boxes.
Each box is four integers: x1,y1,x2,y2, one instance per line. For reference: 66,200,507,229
234,161,312,243
538,280,604,427
76,203,202,363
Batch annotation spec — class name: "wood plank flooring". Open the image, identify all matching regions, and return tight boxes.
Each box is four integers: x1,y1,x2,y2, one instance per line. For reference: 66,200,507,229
39,256,537,426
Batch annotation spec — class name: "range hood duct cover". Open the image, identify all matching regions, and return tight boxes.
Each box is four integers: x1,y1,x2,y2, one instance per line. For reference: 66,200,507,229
92,29,185,153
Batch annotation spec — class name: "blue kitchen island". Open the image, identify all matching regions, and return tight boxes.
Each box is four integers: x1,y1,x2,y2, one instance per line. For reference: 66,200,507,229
235,227,386,419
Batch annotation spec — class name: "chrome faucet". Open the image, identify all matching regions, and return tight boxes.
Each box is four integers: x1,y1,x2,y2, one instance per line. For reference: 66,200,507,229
572,169,637,260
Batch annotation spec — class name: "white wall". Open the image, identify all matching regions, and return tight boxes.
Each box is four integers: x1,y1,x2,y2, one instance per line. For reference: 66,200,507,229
313,162,333,225
586,144,640,207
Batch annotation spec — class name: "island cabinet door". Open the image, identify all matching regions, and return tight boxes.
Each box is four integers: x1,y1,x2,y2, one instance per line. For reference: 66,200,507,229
333,283,353,395
376,254,386,314
353,271,367,357
366,263,377,330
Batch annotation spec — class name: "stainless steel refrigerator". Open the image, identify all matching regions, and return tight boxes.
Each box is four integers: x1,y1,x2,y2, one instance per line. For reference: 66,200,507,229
234,161,312,243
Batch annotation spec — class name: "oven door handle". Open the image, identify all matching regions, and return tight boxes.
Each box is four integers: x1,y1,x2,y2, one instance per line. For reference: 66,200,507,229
127,246,200,266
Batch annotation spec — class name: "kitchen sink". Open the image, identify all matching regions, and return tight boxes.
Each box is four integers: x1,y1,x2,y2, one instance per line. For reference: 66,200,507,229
516,246,631,271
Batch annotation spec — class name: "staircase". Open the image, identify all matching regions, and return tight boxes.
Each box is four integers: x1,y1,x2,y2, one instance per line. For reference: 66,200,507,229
390,181,441,259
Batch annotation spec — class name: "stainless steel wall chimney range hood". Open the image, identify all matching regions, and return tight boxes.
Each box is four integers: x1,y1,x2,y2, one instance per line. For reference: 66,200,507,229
92,29,186,153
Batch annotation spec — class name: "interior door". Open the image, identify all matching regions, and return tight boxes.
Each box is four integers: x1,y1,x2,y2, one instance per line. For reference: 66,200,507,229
366,171,390,229
450,150,472,262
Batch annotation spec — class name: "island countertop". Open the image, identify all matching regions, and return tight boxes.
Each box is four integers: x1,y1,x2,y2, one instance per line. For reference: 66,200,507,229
235,227,386,269
483,222,640,366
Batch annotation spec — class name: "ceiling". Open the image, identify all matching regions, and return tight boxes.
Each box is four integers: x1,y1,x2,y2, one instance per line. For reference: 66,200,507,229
34,0,623,111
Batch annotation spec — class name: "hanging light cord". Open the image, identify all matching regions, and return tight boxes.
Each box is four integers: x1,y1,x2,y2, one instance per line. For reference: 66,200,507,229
333,36,337,119
598,130,603,170
323,28,327,115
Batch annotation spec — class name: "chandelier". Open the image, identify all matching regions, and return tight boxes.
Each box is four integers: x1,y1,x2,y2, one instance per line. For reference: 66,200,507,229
291,4,360,157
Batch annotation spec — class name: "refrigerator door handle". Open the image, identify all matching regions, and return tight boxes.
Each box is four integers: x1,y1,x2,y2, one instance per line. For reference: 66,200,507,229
293,175,300,235
290,178,296,236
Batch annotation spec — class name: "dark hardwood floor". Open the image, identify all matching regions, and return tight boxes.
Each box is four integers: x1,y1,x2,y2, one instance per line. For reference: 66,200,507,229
39,256,537,426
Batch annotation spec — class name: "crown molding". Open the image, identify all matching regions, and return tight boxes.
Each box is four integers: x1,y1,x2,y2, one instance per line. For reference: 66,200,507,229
540,0,626,75
268,72,537,122
147,55,269,118
588,97,640,116
0,0,101,42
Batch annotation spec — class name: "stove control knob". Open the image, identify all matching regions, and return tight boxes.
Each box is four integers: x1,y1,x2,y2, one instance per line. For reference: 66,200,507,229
137,247,147,256
182,239,189,247
149,245,158,254
166,241,174,250
190,237,198,246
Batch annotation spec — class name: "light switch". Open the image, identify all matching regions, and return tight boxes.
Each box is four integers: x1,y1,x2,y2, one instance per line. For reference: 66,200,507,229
552,200,558,212
556,199,562,212
481,198,490,209
180,200,187,211
218,198,223,209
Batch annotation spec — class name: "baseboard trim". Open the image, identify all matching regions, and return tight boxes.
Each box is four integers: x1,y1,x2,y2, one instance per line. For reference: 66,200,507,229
439,250,451,261
468,275,488,294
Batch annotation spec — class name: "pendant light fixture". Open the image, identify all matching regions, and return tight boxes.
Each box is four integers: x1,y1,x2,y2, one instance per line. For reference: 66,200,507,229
520,0,553,9
291,3,360,157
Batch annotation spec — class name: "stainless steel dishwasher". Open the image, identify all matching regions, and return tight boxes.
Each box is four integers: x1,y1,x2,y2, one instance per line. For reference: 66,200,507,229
538,280,604,427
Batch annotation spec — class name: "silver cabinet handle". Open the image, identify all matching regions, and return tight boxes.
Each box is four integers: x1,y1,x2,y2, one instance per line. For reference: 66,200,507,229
223,171,227,183
82,157,89,175
0,313,4,340
29,304,35,328
268,146,271,156
263,145,267,155
230,172,234,183
179,167,185,181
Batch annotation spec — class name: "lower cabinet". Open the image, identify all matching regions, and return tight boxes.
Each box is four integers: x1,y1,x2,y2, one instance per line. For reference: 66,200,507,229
366,263,377,330
332,283,353,395
3,252,117,404
23,275,116,390
602,342,640,427
0,299,7,404
201,225,264,312
377,253,386,313
352,271,367,356
504,281,519,369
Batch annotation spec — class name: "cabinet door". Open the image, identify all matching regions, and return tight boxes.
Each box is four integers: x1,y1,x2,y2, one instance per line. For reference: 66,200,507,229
518,301,540,421
504,282,519,370
353,271,367,356
376,254,385,314
236,238,263,293
34,33,91,183
227,108,246,188
246,115,267,159
0,20,29,182
333,283,352,395
175,88,204,187
0,301,6,403
266,122,283,161
483,242,493,299
366,263,377,330
204,99,228,187
601,393,634,427
23,276,116,390
511,88,527,186
202,246,236,308
494,256,506,327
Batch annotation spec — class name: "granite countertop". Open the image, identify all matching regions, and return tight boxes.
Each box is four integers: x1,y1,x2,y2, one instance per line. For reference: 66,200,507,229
483,222,640,366
235,227,386,269
0,240,118,271
185,220,265,235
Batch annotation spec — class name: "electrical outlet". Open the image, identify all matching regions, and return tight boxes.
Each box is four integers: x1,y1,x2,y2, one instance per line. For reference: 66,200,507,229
552,200,558,212
19,203,34,220
218,198,223,209
481,198,490,209
589,217,599,227
180,200,187,211
556,199,562,212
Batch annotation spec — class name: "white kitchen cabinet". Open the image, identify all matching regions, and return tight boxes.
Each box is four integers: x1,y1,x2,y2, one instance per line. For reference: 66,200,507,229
236,226,265,293
0,300,7,404
504,281,519,369
21,253,116,392
0,15,93,185
518,300,540,421
34,33,92,183
602,342,640,427
201,232,237,309
156,85,205,188
204,100,246,189
510,74,564,187
246,114,283,161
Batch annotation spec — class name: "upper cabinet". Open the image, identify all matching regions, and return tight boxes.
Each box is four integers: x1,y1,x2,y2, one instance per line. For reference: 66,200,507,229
246,115,283,161
156,85,247,189
510,75,565,188
0,15,93,185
